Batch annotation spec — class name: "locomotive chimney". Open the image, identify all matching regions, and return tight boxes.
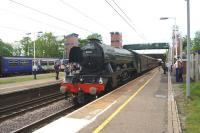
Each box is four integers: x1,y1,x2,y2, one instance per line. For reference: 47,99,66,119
110,32,122,48
64,33,79,58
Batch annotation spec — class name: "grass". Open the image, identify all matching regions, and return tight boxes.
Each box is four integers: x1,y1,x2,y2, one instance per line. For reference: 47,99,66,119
0,72,65,85
180,82,200,133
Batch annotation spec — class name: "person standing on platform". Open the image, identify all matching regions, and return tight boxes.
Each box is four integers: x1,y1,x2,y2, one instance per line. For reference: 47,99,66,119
159,61,162,71
64,63,70,76
54,62,60,80
175,60,179,82
178,61,183,82
162,62,167,74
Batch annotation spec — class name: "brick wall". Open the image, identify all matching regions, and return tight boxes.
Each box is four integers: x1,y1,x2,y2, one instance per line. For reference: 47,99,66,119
64,33,79,58
110,32,122,48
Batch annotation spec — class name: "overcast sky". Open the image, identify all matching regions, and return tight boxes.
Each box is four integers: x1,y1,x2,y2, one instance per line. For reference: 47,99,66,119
0,0,199,45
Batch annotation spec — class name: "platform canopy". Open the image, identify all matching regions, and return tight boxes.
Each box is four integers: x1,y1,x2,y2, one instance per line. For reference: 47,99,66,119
132,49,167,54
123,43,169,50
123,43,169,60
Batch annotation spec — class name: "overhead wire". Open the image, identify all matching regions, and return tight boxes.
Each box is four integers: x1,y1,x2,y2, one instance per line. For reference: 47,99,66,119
60,0,110,32
111,0,133,23
0,8,70,33
105,0,147,41
9,0,93,33
0,26,29,33
105,0,137,32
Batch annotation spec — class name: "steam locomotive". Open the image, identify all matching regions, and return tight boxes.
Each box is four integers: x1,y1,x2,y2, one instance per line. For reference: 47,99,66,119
60,39,158,104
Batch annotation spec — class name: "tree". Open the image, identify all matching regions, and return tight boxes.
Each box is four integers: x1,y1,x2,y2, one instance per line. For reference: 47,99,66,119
192,31,200,51
78,33,102,47
0,39,13,56
35,32,63,58
87,33,102,41
20,37,33,56
18,32,64,58
13,45,22,56
182,36,187,51
78,38,88,47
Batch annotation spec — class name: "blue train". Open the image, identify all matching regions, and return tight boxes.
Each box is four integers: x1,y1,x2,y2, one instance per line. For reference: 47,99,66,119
0,56,68,77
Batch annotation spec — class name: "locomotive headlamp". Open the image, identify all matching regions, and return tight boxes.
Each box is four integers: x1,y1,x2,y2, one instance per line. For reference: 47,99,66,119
89,87,97,95
60,86,68,94
80,78,83,82
99,77,103,84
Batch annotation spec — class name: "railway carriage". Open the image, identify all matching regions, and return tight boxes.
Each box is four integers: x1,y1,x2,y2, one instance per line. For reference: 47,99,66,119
37,58,60,72
60,39,158,104
0,56,63,76
0,56,32,76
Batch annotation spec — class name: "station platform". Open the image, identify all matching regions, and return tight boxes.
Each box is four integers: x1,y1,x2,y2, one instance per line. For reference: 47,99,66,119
34,68,181,133
0,73,64,94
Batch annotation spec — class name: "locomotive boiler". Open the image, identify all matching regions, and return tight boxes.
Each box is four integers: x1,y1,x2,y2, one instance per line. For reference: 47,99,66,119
60,39,158,104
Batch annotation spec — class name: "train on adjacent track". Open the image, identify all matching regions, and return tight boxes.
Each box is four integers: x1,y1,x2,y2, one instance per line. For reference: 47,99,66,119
0,56,68,77
60,39,159,104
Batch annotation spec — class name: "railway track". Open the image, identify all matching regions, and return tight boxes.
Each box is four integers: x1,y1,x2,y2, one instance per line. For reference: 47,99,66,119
13,104,75,133
0,92,64,121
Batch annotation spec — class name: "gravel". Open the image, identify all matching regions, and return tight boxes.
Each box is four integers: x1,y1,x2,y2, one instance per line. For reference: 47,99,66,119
0,100,70,133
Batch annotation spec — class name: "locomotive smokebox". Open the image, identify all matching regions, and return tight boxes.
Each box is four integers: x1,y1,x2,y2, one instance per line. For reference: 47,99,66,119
69,39,104,72
69,47,83,63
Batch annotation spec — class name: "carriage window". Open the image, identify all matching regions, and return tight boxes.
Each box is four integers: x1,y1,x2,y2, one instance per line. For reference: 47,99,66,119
41,61,47,65
9,60,18,66
49,61,54,65
20,60,29,66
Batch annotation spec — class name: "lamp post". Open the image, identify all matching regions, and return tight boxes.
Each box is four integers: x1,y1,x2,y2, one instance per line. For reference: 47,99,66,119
30,31,43,79
186,0,190,98
160,17,178,64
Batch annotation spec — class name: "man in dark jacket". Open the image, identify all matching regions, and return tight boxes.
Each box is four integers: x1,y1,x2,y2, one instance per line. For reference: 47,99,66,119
54,62,60,80
178,61,183,82
162,62,167,74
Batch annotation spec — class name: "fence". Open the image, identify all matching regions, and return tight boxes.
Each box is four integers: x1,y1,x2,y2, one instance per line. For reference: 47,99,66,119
189,53,200,81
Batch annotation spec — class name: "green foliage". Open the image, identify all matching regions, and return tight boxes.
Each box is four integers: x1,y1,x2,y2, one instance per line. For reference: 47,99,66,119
20,37,33,56
181,82,200,133
18,32,64,58
192,31,200,51
78,38,88,47
0,72,64,84
0,39,13,56
78,33,102,47
182,36,187,51
163,50,168,62
35,32,63,58
0,33,103,58
13,45,22,56
87,33,102,41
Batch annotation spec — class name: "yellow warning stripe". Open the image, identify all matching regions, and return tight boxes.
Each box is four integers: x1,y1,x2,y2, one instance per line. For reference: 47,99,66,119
93,71,158,133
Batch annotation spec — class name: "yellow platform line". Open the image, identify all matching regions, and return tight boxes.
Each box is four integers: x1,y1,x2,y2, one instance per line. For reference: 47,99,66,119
93,70,158,133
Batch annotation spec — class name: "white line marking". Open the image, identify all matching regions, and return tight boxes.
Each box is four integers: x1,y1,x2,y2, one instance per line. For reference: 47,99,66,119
34,117,90,133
